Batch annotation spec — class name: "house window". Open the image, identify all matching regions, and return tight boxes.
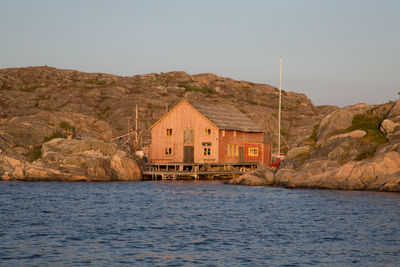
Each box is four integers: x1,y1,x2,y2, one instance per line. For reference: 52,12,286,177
205,128,211,135
233,131,236,137
166,128,173,136
165,148,172,155
222,130,225,137
204,147,211,156
248,147,258,156
226,144,239,157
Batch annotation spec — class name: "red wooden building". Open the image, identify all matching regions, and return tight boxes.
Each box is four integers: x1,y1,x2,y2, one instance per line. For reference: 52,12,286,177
149,99,271,165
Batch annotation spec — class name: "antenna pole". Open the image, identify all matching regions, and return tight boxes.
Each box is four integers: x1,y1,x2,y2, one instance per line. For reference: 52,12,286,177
278,56,282,158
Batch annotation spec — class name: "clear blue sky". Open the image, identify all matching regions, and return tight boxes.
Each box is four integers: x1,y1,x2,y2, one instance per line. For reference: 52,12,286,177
1,0,399,107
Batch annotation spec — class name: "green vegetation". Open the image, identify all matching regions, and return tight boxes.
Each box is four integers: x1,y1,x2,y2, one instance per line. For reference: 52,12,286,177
43,130,62,143
355,146,377,161
307,124,319,146
31,145,42,161
60,121,75,132
349,111,387,145
1,83,13,90
281,128,289,137
86,79,107,86
298,151,310,164
179,84,216,94
23,83,46,91
246,99,258,105
330,109,388,161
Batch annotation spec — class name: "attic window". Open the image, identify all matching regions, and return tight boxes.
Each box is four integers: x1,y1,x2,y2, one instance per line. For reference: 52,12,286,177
165,148,172,155
205,128,211,135
248,147,258,156
166,129,173,136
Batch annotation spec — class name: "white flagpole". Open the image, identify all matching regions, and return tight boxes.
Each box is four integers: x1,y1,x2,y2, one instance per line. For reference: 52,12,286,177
278,56,282,158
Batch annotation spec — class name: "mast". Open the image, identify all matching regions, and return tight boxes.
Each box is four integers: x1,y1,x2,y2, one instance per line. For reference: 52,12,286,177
278,56,282,158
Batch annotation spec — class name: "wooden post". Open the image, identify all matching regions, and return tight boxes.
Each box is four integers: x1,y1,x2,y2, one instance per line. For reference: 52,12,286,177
135,104,138,148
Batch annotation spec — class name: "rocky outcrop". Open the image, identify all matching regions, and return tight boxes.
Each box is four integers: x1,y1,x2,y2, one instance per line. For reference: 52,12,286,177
274,100,400,192
276,151,400,192
317,103,370,141
1,139,142,182
228,100,400,193
227,164,275,186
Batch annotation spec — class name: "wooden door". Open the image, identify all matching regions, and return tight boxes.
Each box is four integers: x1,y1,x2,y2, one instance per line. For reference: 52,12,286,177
239,147,244,162
184,146,194,163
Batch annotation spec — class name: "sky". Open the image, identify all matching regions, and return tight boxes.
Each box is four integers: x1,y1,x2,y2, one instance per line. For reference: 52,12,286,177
1,0,399,107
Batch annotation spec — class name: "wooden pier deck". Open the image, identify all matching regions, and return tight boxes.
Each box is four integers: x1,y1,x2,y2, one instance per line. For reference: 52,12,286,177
143,162,259,180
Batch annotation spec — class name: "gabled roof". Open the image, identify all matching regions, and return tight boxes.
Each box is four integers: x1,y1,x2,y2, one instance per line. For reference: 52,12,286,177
150,99,263,133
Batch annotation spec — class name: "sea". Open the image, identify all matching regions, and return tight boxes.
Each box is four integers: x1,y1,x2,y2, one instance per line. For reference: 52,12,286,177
1,181,399,266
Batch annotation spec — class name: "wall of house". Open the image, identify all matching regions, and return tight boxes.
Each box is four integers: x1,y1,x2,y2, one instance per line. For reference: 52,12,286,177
150,102,219,163
244,142,263,163
263,143,272,165
217,131,266,163
218,130,243,163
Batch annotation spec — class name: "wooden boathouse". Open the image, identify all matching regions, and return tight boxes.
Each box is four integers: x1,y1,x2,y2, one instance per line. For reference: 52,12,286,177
144,99,271,180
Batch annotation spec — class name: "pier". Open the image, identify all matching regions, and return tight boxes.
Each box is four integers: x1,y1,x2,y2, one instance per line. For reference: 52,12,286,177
143,162,259,180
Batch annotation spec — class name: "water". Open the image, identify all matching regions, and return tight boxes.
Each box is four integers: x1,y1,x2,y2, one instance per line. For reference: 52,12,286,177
1,181,399,266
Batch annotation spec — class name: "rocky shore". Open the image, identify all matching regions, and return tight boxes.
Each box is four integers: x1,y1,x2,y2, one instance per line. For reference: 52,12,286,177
229,101,400,192
1,66,399,191
1,139,142,182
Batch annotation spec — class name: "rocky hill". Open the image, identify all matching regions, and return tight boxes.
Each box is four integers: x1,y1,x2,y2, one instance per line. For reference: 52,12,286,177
2,66,399,191
0,66,322,163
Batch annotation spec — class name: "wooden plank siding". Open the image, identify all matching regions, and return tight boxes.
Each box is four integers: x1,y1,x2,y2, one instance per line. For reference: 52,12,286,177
150,101,219,163
150,99,272,165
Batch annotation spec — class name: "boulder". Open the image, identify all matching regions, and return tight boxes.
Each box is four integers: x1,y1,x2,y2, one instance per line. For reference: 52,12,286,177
286,146,311,160
317,103,370,141
227,164,275,186
329,130,366,140
5,138,142,182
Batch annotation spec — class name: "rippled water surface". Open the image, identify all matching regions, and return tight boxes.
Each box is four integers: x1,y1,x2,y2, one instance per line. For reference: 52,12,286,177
1,181,400,266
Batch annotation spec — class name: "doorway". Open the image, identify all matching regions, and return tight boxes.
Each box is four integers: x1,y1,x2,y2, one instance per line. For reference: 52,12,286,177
184,146,194,163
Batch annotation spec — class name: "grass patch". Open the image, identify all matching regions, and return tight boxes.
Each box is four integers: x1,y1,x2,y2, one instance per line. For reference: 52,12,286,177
307,124,319,145
60,121,75,132
355,146,377,161
331,109,388,161
43,130,62,143
246,99,258,105
179,84,215,94
31,145,42,161
281,128,289,137
332,110,387,145
86,79,107,86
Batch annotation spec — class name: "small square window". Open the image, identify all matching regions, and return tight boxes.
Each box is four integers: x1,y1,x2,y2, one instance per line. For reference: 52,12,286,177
165,148,172,155
204,147,210,156
166,129,173,136
205,128,211,135
248,147,258,156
